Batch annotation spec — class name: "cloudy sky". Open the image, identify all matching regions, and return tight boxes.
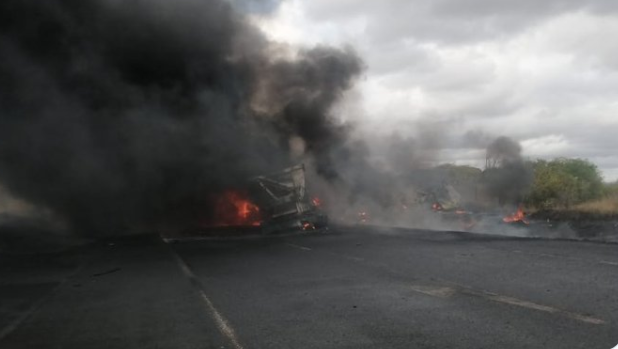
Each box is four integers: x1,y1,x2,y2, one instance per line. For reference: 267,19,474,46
243,0,618,180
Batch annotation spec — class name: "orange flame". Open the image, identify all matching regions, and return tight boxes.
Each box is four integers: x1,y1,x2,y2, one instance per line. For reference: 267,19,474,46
503,206,529,225
214,190,261,226
302,222,315,230
358,211,369,224
312,197,322,207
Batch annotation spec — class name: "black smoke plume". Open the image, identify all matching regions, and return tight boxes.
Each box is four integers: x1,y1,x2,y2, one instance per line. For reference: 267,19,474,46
483,136,532,205
0,0,362,235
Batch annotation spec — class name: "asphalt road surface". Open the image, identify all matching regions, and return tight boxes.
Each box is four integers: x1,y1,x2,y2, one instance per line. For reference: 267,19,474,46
1,226,617,348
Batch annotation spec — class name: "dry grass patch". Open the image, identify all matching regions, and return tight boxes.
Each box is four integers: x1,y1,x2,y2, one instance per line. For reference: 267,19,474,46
572,196,618,215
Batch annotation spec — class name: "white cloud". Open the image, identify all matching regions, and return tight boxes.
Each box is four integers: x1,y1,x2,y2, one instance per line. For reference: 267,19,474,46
521,135,570,157
255,0,618,180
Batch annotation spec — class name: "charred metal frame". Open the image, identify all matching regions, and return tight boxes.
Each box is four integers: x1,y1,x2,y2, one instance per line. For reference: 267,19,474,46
250,164,327,232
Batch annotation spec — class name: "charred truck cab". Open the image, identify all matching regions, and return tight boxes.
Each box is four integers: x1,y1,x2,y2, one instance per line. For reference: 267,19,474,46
249,165,328,234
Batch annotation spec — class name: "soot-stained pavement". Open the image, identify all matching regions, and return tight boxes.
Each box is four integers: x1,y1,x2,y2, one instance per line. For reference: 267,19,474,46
1,227,617,348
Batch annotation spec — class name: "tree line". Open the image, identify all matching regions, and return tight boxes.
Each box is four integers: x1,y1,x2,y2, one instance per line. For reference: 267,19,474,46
438,158,616,210
523,158,613,209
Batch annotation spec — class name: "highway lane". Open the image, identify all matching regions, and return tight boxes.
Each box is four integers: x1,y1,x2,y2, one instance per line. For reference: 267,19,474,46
174,227,618,348
0,236,230,349
1,227,617,348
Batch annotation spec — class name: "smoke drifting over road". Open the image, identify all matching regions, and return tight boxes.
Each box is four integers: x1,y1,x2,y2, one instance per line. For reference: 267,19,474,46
0,0,362,235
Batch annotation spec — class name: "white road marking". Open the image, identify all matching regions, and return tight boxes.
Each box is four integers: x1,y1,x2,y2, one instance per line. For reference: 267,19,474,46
286,243,312,251
284,239,608,326
599,261,618,266
0,282,64,341
0,264,85,342
512,249,618,267
410,284,605,325
170,250,244,349
409,285,456,298
285,242,372,265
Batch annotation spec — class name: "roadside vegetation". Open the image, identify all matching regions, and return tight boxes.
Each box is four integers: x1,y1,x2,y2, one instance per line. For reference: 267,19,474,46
523,158,618,217
440,158,617,217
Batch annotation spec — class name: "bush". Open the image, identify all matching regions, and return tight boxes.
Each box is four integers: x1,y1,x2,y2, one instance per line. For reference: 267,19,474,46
604,181,618,198
525,158,604,209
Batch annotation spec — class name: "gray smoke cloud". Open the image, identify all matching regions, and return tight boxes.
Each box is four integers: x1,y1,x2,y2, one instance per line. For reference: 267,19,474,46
483,136,533,205
0,0,362,235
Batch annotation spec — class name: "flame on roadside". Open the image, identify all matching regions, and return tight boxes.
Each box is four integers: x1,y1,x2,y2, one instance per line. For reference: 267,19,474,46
302,222,315,230
312,197,322,207
503,206,529,225
213,190,262,226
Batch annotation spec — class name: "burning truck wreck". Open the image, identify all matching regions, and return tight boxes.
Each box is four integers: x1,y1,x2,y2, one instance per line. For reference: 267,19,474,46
249,165,328,234
179,165,327,238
